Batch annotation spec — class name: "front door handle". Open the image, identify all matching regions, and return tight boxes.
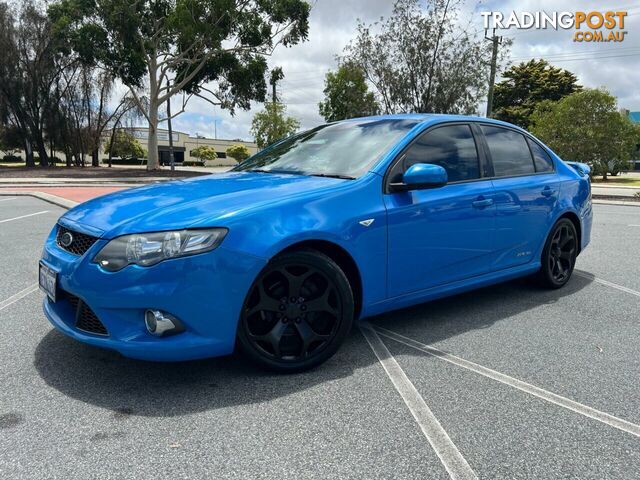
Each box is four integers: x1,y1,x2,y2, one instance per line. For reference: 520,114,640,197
541,186,556,197
472,197,494,208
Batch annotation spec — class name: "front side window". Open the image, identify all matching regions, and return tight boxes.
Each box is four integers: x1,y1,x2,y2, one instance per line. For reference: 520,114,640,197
527,138,554,173
234,119,419,179
398,125,480,183
481,125,535,177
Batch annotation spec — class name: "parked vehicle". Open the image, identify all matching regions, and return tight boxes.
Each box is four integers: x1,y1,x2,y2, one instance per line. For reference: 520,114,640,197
40,114,592,371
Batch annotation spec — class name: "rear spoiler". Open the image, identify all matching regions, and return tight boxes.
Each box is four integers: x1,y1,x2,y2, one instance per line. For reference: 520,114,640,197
565,161,591,177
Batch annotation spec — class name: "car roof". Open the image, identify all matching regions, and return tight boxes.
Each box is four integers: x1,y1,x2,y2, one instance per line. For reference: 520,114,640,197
340,113,526,132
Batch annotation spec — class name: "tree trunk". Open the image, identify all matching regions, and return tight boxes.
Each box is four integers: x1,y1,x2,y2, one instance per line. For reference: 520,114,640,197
147,99,160,170
36,137,48,168
92,148,99,167
108,127,117,168
24,139,35,168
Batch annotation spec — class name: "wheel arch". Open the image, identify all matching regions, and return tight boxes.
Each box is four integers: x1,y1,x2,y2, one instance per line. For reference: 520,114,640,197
556,210,582,254
278,239,363,320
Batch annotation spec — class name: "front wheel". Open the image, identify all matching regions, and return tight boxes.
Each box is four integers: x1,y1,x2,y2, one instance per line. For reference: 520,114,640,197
537,218,578,289
237,249,354,372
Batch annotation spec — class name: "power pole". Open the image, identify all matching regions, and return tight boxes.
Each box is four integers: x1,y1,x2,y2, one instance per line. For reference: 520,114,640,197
485,28,503,118
166,92,175,172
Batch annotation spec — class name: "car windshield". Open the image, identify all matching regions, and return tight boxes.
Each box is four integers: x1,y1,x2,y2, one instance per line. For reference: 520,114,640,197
233,118,419,179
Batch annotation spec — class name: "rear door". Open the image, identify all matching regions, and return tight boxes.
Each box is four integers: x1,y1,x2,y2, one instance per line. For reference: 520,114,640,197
479,124,560,270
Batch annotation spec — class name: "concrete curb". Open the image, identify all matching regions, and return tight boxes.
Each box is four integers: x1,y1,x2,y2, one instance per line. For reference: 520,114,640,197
0,191,78,209
592,199,640,207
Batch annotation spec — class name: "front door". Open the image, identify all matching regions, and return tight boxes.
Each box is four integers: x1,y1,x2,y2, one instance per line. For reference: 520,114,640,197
384,124,496,298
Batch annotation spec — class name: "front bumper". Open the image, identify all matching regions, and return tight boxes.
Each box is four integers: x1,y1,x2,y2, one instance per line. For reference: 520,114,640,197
41,225,266,361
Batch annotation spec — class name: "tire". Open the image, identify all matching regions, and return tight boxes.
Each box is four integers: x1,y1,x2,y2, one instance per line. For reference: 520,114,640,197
537,218,578,289
237,249,354,372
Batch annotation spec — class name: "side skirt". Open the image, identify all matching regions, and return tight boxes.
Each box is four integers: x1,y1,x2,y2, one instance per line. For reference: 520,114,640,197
362,262,541,319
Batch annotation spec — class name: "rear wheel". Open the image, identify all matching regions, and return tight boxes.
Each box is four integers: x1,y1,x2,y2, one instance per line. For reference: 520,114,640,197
237,250,354,372
537,218,578,289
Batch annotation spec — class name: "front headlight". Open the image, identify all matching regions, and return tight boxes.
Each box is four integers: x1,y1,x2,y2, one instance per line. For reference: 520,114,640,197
93,228,228,272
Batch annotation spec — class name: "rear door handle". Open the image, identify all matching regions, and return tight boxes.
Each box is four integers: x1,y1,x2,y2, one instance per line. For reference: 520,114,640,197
472,197,494,208
541,186,556,197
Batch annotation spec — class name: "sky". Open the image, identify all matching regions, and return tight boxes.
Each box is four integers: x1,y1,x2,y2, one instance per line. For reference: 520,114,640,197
128,0,640,142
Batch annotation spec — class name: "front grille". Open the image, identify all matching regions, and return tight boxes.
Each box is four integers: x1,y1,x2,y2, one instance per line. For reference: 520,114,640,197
56,225,99,256
63,291,108,336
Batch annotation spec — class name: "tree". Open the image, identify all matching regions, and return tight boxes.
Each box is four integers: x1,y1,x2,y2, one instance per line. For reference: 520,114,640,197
0,1,76,167
318,61,379,122
191,145,217,163
493,59,582,128
344,0,507,114
49,0,310,171
104,130,144,159
226,144,250,162
250,102,299,149
530,89,640,180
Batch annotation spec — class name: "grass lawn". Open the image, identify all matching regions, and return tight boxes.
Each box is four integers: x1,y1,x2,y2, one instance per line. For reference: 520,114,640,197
592,177,640,186
0,162,26,167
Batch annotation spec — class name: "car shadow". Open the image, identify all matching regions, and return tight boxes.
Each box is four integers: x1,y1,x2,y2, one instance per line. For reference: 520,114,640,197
34,273,593,417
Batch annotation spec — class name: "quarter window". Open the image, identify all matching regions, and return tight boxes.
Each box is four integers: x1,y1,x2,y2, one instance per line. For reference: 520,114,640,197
527,138,554,173
401,125,480,183
481,126,535,177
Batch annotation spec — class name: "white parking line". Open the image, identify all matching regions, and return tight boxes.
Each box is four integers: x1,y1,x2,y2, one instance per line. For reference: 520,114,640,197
574,270,640,298
374,326,640,439
0,197,17,203
0,284,39,312
628,224,640,227
0,210,49,224
360,324,478,480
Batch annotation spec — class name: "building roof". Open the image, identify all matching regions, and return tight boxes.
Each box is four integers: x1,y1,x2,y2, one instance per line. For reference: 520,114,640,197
629,112,640,124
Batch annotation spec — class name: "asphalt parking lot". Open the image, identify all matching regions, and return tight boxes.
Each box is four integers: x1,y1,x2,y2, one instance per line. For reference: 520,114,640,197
0,196,639,479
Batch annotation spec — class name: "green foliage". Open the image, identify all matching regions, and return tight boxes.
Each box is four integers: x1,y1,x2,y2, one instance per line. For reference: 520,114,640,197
104,130,145,159
344,0,508,114
493,59,581,129
250,103,300,149
102,157,147,165
318,62,379,122
226,144,251,162
2,154,21,163
530,89,640,180
191,145,218,162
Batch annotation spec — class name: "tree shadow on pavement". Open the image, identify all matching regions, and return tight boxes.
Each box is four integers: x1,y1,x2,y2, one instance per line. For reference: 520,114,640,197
33,273,593,417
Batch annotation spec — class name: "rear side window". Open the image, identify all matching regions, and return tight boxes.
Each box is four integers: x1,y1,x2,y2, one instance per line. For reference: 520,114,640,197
402,125,480,182
481,125,535,177
527,138,554,173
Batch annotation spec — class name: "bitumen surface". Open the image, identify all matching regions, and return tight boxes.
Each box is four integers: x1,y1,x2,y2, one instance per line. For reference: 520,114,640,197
0,197,639,479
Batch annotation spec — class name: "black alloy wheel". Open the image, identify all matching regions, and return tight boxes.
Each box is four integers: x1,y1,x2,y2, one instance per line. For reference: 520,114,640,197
538,218,578,288
237,249,354,372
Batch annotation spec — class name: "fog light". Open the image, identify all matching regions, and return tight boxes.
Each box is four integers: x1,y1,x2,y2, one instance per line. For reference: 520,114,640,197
144,310,184,337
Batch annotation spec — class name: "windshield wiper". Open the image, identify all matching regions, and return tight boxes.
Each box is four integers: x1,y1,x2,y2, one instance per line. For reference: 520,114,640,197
247,169,306,176
308,173,355,180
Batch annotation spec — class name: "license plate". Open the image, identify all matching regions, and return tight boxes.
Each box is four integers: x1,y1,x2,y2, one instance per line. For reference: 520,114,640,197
39,262,57,302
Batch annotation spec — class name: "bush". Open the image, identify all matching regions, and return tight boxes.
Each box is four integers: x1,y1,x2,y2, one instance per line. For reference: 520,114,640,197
2,154,21,163
183,160,205,166
101,157,148,165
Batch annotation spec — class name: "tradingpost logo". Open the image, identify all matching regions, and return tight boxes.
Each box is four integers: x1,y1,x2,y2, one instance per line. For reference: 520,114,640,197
481,10,628,43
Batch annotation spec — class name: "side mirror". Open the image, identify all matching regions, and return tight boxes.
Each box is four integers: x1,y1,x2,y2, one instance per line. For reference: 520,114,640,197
390,163,448,192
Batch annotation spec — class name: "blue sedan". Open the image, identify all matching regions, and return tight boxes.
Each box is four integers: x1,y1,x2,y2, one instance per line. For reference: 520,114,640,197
40,114,592,371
